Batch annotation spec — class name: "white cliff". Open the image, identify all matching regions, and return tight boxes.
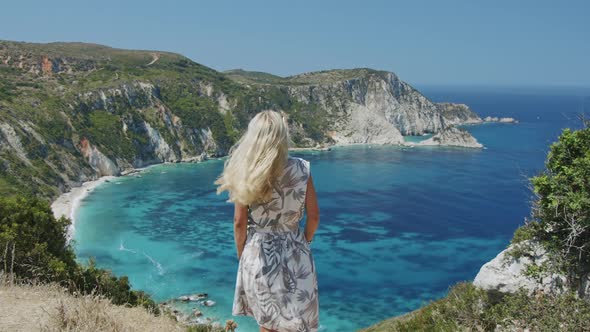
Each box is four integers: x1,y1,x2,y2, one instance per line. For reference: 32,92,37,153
474,241,590,299
328,103,404,145
286,71,448,138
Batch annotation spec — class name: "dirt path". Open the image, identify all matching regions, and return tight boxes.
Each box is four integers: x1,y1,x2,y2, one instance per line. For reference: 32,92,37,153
147,53,160,66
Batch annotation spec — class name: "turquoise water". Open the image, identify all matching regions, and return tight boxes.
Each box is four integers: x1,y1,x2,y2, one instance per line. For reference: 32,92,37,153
73,88,588,331
403,133,433,143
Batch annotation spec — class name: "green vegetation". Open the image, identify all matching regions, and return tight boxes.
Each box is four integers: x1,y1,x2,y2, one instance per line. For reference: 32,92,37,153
0,195,158,312
362,282,590,332
224,69,291,85
0,80,17,101
225,67,390,86
186,325,225,332
510,123,590,287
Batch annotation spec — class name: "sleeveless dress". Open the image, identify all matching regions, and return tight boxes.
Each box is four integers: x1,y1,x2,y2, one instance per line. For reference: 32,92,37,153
232,156,319,332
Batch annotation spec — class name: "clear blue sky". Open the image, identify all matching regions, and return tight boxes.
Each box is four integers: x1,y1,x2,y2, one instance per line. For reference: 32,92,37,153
1,0,588,86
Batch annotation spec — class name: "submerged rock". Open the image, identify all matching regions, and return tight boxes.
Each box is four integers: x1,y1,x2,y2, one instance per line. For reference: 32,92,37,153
202,300,216,307
188,293,208,301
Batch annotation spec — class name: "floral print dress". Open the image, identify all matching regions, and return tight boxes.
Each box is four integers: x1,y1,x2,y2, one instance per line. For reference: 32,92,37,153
232,156,319,332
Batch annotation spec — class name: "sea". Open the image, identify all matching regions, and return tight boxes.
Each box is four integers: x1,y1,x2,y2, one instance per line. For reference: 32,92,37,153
72,86,589,331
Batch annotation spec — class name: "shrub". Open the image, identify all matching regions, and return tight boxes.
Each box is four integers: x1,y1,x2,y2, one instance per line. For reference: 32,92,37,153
0,194,158,312
518,125,590,284
362,282,590,332
0,194,76,281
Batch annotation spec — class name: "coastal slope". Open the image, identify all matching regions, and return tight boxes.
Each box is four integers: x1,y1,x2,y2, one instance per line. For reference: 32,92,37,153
0,40,480,200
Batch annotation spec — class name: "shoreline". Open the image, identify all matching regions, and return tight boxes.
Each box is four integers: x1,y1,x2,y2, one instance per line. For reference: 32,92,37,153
50,117,515,241
51,175,117,241
48,138,476,239
50,162,174,241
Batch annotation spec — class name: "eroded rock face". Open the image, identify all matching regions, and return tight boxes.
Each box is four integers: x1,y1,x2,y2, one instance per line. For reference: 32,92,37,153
78,137,119,176
282,72,482,146
474,241,590,299
327,103,404,145
143,121,177,162
418,126,483,148
288,73,443,138
0,123,32,166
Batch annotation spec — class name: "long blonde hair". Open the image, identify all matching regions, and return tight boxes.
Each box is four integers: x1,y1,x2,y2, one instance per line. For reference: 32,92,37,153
215,110,290,205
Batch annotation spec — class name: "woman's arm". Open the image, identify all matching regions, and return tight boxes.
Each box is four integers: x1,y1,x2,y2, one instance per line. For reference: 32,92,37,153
304,174,320,243
233,203,248,259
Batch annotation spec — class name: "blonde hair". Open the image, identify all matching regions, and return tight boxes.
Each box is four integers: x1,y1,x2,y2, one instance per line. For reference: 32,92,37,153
214,110,290,205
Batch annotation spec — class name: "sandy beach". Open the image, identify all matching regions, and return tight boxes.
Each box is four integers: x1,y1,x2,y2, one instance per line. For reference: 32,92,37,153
50,175,117,240
49,162,175,240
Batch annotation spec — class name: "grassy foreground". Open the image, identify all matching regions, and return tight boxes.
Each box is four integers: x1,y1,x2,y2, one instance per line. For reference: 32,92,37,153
0,278,183,332
0,275,229,332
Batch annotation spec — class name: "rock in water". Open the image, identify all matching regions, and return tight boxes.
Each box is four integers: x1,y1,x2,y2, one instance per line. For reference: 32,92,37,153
483,116,519,123
188,293,208,301
438,103,483,126
418,127,483,148
202,300,216,307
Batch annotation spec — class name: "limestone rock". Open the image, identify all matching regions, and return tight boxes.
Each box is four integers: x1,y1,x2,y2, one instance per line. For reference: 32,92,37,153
418,127,483,148
483,116,519,123
78,137,120,176
474,240,590,299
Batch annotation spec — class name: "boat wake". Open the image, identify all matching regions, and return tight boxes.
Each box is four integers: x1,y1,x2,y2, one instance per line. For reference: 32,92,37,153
119,240,165,275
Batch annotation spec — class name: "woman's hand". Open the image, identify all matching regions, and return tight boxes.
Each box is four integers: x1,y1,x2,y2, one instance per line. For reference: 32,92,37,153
234,203,248,260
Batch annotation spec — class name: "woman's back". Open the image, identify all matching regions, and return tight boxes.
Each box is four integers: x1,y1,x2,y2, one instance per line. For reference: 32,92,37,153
248,156,310,233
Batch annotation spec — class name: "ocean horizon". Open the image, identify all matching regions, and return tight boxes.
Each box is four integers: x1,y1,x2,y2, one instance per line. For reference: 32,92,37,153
71,86,587,331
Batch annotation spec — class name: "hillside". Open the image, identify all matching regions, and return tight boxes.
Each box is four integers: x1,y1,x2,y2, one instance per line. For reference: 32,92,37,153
0,40,481,201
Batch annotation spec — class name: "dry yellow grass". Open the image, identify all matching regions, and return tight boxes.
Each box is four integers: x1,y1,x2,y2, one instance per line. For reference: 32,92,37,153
0,278,184,332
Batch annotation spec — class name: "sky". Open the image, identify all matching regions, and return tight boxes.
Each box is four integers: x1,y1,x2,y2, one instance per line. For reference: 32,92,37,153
0,0,588,87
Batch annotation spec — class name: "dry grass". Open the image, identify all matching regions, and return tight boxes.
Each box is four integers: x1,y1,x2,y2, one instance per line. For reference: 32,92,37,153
0,275,184,332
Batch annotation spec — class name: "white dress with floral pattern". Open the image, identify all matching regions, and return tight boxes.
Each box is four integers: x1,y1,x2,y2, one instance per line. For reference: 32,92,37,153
232,156,319,332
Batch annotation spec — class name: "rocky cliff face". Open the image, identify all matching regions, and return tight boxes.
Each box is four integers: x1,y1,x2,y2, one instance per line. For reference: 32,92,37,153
270,71,482,145
0,41,483,199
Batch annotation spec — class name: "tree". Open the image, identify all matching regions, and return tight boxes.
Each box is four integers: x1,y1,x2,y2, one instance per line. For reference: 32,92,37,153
526,123,590,287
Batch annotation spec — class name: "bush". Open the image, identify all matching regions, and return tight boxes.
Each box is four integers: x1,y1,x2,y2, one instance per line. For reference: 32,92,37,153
362,282,590,332
0,194,158,312
517,125,590,284
0,194,76,281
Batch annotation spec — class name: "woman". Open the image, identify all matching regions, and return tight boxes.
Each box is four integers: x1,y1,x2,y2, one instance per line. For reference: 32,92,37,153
215,110,320,332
